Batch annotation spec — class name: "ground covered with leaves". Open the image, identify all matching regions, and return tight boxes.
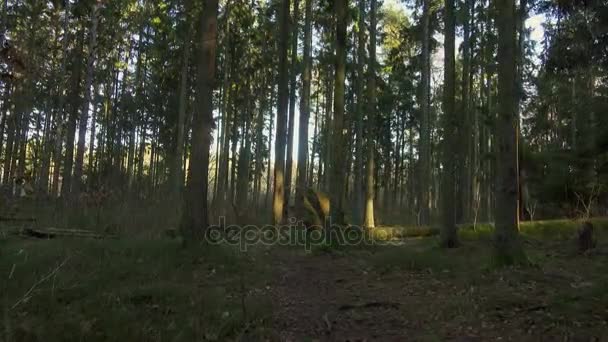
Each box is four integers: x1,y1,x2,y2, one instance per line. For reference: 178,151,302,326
1,219,607,341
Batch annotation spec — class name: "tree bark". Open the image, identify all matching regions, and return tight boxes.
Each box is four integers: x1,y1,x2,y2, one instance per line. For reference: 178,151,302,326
353,0,365,226
88,83,99,178
460,0,473,223
329,0,348,227
73,0,100,196
440,0,458,248
172,11,194,196
273,0,291,225
295,0,313,214
50,1,71,197
285,0,300,208
494,0,526,264
0,85,10,184
418,0,431,225
180,0,219,242
61,30,85,197
215,9,232,214
363,0,377,229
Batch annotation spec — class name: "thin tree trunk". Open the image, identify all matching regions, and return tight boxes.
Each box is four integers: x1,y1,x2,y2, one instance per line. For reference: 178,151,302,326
418,0,431,225
173,15,194,196
363,0,377,229
265,84,275,208
0,85,10,182
440,0,458,248
236,90,252,209
50,1,71,196
215,5,231,212
253,73,267,208
353,0,365,226
127,26,147,192
88,83,99,178
329,0,348,227
284,0,299,207
16,111,28,179
460,0,473,223
73,0,100,196
295,0,313,215
2,112,15,186
272,0,290,225
39,26,61,193
309,92,319,186
61,30,85,197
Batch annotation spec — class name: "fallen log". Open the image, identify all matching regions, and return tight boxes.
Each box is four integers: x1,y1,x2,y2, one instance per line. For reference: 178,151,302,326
8,227,117,240
0,216,37,222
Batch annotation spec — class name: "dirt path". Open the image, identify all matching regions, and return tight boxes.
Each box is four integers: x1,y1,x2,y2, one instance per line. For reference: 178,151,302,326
266,245,608,342
268,249,466,341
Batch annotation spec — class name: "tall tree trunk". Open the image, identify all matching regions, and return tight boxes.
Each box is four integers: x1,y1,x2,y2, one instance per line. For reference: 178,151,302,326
127,25,147,193
61,31,85,197
418,0,431,225
172,14,194,196
180,0,219,241
113,42,133,186
215,5,231,213
460,0,473,223
253,73,267,208
0,85,10,184
229,100,238,203
16,110,28,179
329,0,348,227
73,0,100,196
50,1,71,197
295,0,313,214
309,93,319,186
236,92,252,209
363,0,377,228
137,109,147,185
272,0,290,225
88,83,99,178
265,84,275,207
39,22,61,193
322,67,332,191
2,112,15,187
440,0,458,248
213,86,222,199
353,0,365,226
284,0,300,208
494,0,526,264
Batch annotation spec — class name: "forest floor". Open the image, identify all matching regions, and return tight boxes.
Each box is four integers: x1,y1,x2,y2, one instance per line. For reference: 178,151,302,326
1,219,607,341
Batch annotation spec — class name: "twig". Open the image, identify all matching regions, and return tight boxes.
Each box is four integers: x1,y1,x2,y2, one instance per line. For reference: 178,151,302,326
8,264,15,280
338,301,401,311
11,256,70,310
323,312,332,334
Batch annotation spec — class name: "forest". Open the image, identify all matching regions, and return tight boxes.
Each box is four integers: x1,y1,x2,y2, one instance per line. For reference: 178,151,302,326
0,0,607,340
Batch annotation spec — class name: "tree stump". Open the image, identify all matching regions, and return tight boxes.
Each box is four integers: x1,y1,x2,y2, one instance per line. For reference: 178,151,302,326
578,221,597,253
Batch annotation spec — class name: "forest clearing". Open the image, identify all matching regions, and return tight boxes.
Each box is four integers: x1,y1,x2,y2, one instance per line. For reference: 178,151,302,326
2,219,608,341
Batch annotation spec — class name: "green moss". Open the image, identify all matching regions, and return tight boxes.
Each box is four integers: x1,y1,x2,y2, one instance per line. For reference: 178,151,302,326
459,218,608,241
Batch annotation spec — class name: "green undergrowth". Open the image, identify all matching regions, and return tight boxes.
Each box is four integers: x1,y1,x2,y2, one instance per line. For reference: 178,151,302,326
461,217,608,241
2,217,607,340
0,238,272,341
